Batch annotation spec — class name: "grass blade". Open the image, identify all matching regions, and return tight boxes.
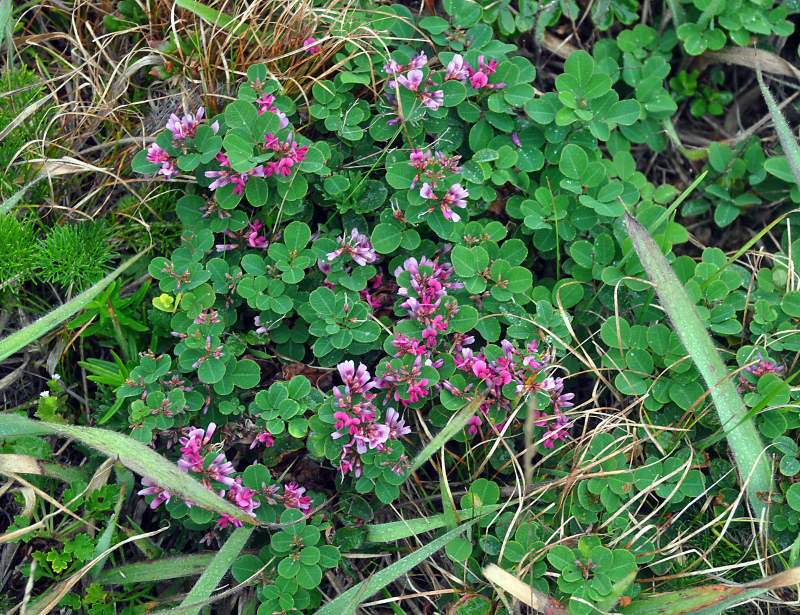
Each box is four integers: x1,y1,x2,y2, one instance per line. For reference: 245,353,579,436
0,414,259,526
625,213,773,518
755,52,800,187
0,0,11,50
366,505,502,542
0,250,148,361
409,393,486,474
96,553,215,585
621,567,800,615
173,0,247,35
178,526,254,615
314,520,478,615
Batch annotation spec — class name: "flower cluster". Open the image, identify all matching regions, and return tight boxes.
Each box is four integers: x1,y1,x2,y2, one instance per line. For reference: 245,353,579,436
137,422,312,531
408,149,462,190
406,148,469,221
468,55,504,90
256,93,289,129
215,219,269,252
167,106,219,144
262,132,308,177
146,144,178,179
205,152,266,195
383,51,444,122
395,255,462,344
452,339,573,447
737,352,785,393
326,228,378,266
330,361,411,477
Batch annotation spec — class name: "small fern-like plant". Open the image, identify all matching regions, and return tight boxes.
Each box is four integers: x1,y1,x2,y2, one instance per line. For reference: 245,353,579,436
0,212,37,296
33,220,115,291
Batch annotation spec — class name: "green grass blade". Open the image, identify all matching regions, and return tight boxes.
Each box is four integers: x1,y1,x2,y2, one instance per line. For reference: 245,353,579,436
173,0,247,35
625,213,773,518
0,250,148,361
409,393,486,474
96,553,216,585
366,505,502,542
0,0,11,50
0,176,46,214
0,414,259,525
314,520,478,615
621,567,800,615
178,526,254,615
755,55,800,187
90,466,126,580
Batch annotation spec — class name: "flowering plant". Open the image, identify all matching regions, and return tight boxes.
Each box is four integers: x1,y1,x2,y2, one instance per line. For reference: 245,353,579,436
126,21,584,613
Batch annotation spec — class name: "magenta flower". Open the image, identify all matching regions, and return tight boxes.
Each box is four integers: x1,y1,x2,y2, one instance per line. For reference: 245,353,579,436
281,482,312,511
303,37,320,54
166,106,207,141
407,51,428,69
247,219,268,248
326,228,378,266
146,144,179,179
138,478,172,509
471,71,489,89
511,133,522,147
262,133,308,177
419,89,444,110
396,69,424,93
249,430,274,449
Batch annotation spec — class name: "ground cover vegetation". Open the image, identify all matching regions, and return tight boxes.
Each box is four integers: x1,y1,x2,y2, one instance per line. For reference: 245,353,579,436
4,0,800,613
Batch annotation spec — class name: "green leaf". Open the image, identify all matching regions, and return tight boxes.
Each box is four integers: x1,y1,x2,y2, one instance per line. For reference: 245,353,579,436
451,244,477,276
309,287,336,315
233,359,260,389
284,221,311,252
560,144,589,180
198,357,226,384
564,50,594,83
224,100,257,132
606,99,641,125
370,223,402,254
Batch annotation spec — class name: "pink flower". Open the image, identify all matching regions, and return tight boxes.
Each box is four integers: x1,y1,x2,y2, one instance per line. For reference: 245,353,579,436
281,482,311,511
166,107,205,141
444,54,470,82
439,183,469,222
146,144,179,179
138,478,172,509
407,51,428,69
384,59,403,75
470,71,489,89
384,407,411,439
420,183,437,200
419,89,444,110
396,69,424,93
511,133,522,147
303,37,320,54
249,430,274,449
326,228,378,266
